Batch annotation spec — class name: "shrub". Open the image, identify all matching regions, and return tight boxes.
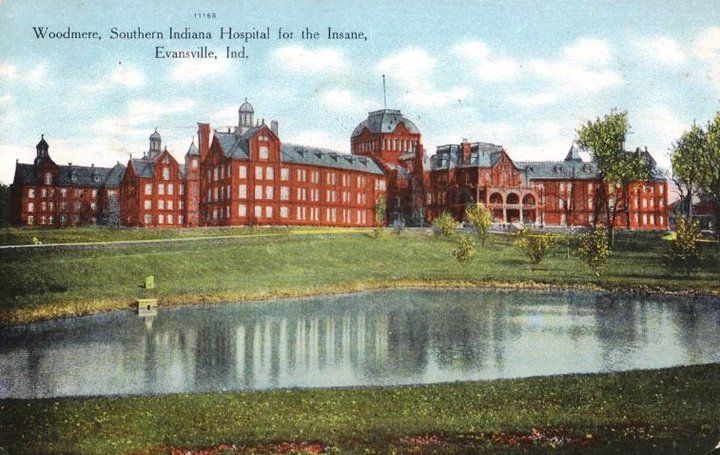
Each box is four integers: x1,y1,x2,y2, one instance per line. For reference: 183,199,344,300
453,234,475,263
665,216,701,272
576,225,610,277
513,227,556,264
465,203,492,247
432,212,457,237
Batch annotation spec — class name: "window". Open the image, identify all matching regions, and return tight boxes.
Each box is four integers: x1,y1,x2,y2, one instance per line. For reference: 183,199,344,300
239,184,247,198
239,165,247,178
145,184,153,195
179,185,184,195
281,187,290,200
179,201,184,210
297,169,306,181
642,214,647,225
255,185,263,199
254,205,262,218
158,214,164,224
158,184,165,195
61,188,67,198
281,168,289,180
168,200,174,210
162,167,170,180
213,167,219,181
280,206,289,218
144,200,152,210
191,158,198,169
659,185,664,195
167,214,173,224
255,166,263,180
27,215,34,225
158,200,165,209
259,145,269,160
266,167,274,180
168,184,174,195
265,186,274,199
27,202,34,212
179,215,184,225
28,188,35,198
312,171,319,183
239,204,247,217
44,173,52,185
265,206,273,218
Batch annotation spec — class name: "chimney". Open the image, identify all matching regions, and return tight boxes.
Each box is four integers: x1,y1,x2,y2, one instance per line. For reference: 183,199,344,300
197,122,211,162
461,140,471,162
270,120,279,136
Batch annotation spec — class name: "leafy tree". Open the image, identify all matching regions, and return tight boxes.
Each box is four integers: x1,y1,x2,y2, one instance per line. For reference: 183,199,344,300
372,195,386,238
576,110,651,245
576,225,610,277
465,202,492,247
432,212,457,237
670,123,706,217
0,184,10,229
702,112,720,238
513,227,556,264
665,216,701,272
453,234,475,263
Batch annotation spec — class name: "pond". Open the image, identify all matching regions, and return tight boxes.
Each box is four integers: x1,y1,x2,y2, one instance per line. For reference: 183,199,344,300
1,290,719,398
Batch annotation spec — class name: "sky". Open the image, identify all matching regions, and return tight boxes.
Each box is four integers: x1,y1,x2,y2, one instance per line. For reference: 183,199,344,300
1,0,720,185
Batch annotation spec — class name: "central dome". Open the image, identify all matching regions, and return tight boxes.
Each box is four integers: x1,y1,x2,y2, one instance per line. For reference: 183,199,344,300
239,98,254,114
351,109,419,138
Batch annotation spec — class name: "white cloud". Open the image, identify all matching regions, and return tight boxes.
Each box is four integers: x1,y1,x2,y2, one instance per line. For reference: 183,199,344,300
693,27,720,88
0,62,47,84
82,63,146,93
171,58,230,82
633,36,686,66
318,89,376,112
273,45,347,73
376,48,470,109
284,129,348,152
509,37,621,107
631,105,687,169
0,94,12,107
693,27,720,60
452,40,519,82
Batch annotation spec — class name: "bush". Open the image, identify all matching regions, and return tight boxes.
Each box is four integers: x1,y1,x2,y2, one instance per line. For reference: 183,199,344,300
576,225,610,277
453,234,475,263
665,216,701,272
513,227,556,264
465,203,492,247
432,212,457,237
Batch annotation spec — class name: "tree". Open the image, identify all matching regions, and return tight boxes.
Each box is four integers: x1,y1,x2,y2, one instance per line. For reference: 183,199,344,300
576,110,651,245
670,123,706,217
453,234,475,263
372,195,386,238
576,225,610,277
432,212,457,237
513,227,556,264
665,216,701,273
0,184,10,229
465,202,492,247
702,112,720,239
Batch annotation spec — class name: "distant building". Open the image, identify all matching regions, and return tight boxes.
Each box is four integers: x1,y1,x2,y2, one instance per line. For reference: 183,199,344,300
10,99,669,231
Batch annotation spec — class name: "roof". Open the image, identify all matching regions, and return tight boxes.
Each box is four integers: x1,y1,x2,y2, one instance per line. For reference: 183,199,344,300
186,140,199,156
280,144,385,175
351,109,420,138
130,158,155,178
13,162,126,187
239,99,254,113
516,160,600,180
213,127,264,159
429,142,504,170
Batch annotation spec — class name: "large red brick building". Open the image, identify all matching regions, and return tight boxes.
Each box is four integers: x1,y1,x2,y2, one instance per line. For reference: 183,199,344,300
10,100,668,231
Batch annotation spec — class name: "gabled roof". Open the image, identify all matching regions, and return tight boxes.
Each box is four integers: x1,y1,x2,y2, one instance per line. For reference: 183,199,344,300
351,109,420,138
130,158,155,178
212,127,265,159
186,140,199,156
429,142,505,170
280,144,385,175
13,162,126,187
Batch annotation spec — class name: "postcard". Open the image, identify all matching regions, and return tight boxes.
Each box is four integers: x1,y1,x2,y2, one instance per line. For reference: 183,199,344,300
1,1,719,454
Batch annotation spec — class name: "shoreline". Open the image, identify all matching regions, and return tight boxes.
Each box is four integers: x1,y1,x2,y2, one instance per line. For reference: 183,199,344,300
3,278,719,328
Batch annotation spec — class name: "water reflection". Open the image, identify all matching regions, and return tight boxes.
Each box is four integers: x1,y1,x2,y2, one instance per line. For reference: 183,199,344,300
0,290,719,398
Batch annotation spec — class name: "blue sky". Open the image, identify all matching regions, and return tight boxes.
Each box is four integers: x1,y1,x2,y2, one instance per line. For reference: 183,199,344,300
1,0,720,185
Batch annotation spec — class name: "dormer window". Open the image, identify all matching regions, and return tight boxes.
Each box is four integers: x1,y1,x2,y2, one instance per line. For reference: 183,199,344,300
162,167,170,180
44,172,52,185
259,146,269,160
71,172,77,182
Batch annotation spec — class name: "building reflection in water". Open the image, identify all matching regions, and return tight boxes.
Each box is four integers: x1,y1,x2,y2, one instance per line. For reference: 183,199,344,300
1,290,719,398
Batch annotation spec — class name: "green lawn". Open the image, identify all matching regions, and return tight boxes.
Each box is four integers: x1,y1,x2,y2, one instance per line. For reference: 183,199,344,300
0,225,365,245
1,364,718,454
1,229,719,326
